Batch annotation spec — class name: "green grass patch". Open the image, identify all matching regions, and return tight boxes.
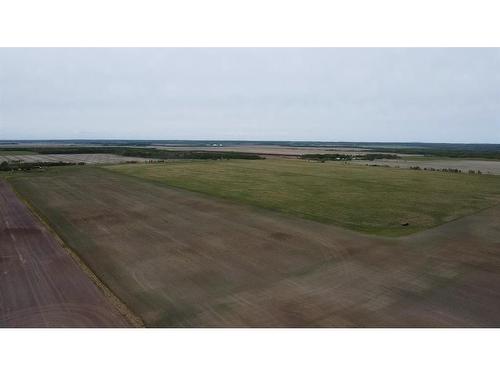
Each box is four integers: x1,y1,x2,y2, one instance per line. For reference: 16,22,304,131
106,159,500,236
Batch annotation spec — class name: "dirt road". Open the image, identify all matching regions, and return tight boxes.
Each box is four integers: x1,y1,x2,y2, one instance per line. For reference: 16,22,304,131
0,179,131,327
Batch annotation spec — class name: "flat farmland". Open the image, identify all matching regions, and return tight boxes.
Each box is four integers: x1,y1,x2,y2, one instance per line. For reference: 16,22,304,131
8,165,500,327
0,153,157,165
108,159,500,236
352,157,500,175
0,179,131,327
0,150,37,156
156,145,370,156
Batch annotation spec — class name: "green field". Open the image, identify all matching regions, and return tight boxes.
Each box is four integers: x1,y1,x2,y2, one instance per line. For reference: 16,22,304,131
6,162,500,326
107,159,500,236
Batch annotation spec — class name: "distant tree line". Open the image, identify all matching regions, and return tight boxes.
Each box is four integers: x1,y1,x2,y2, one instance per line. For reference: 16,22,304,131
0,147,264,160
366,148,500,160
300,153,399,162
363,153,400,161
4,141,500,154
0,161,84,171
119,148,264,160
409,166,483,174
364,164,486,174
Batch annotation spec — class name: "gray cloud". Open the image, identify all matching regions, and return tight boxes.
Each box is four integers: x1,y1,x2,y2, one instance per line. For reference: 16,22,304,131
1,48,499,142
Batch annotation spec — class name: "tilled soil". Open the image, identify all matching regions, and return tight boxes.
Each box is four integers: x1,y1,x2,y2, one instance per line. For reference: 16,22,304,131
0,180,131,327
8,168,500,327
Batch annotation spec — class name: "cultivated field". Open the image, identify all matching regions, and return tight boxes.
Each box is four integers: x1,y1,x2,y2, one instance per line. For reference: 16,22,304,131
108,159,500,236
157,145,371,156
0,150,37,156
7,164,500,327
0,180,131,327
352,158,500,175
0,153,157,165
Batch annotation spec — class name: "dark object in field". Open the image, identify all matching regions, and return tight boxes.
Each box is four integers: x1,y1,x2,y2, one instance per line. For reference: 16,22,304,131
401,222,409,226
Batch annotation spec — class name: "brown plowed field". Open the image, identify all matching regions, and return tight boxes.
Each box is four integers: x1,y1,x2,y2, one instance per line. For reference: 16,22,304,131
0,180,130,327
9,167,500,327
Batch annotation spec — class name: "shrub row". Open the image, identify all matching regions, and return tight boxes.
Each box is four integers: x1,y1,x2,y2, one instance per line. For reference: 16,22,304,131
409,166,483,174
301,153,400,162
0,161,84,171
0,147,264,160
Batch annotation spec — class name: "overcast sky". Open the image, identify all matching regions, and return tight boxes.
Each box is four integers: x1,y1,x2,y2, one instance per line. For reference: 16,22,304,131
0,48,499,142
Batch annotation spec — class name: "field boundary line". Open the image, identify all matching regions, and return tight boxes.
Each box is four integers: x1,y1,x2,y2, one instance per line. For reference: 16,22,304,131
7,180,145,328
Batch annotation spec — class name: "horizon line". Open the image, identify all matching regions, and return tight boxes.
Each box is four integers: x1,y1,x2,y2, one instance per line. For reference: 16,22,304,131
1,139,499,145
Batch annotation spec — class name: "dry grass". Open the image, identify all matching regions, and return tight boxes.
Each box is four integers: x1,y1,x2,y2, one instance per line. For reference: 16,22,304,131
108,159,500,236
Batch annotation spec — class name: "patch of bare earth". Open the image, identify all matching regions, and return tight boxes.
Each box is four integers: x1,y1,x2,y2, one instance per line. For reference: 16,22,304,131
0,180,131,327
